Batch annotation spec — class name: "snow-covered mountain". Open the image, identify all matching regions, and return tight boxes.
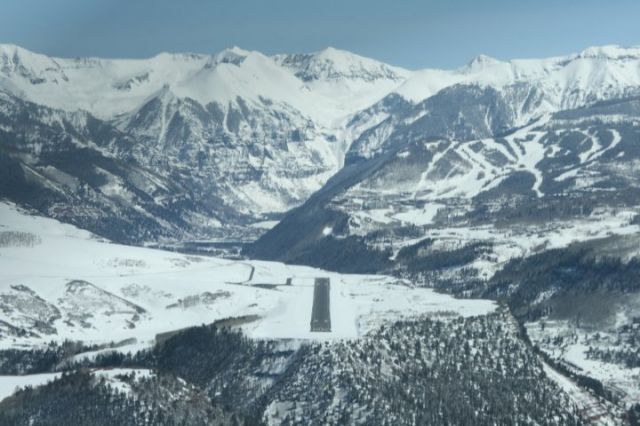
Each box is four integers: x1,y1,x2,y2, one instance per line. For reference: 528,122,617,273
0,44,417,242
246,47,640,412
0,43,408,125
4,43,639,122
2,43,640,245
396,45,640,107
250,93,640,273
250,60,640,264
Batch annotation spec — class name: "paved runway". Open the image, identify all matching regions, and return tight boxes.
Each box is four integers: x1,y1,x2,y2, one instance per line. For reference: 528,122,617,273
310,278,331,332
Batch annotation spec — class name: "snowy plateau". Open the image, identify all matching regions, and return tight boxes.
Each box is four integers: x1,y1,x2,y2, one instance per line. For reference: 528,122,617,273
0,201,495,346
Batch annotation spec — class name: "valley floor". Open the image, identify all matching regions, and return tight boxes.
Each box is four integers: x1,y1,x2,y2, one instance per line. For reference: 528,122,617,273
0,201,494,349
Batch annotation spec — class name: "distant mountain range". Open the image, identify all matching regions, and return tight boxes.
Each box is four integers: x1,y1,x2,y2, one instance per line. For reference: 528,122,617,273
2,43,640,244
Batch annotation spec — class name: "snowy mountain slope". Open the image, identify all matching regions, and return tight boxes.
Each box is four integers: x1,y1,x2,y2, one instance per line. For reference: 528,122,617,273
5,43,638,123
3,43,640,245
0,43,411,169
273,47,411,124
274,47,409,82
0,202,495,349
344,44,640,162
0,86,353,242
0,44,417,241
394,45,640,108
0,90,225,243
347,98,640,203
249,95,640,281
113,86,344,215
0,44,211,120
0,43,409,126
0,372,62,402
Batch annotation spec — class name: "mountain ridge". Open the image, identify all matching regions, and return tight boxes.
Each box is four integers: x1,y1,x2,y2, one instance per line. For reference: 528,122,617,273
2,42,640,245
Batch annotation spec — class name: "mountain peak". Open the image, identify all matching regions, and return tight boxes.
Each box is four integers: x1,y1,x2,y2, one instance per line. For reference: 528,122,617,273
274,47,409,83
0,43,22,54
214,46,251,65
577,44,640,60
0,43,65,84
466,54,502,70
314,46,357,60
0,43,53,64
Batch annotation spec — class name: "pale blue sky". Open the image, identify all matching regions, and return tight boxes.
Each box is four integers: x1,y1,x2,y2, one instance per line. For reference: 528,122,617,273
2,0,639,69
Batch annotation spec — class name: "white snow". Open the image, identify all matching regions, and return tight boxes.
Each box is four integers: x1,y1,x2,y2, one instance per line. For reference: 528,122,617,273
394,44,640,114
504,119,550,197
0,368,154,402
249,220,281,230
0,373,62,402
93,368,155,395
3,42,640,133
0,43,409,129
392,203,443,226
0,202,496,349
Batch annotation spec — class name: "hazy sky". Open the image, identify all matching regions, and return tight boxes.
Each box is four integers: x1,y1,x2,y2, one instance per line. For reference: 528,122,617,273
2,0,639,69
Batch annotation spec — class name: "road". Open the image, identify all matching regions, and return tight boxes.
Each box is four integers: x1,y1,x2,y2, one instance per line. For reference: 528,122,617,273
310,278,331,332
225,262,255,285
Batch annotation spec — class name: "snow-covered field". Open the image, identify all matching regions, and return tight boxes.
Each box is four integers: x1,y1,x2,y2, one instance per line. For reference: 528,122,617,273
0,202,495,350
0,372,61,402
0,368,153,402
